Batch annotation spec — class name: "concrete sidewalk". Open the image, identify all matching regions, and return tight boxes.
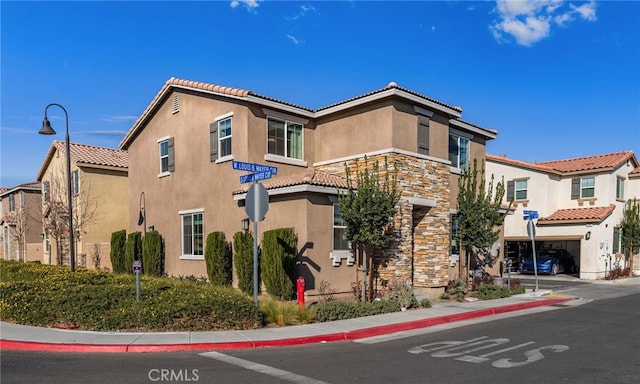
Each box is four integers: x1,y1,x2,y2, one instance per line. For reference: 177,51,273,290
0,291,572,353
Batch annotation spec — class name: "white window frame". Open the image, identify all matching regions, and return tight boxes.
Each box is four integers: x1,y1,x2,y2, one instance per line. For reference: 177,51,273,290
616,177,625,200
515,179,528,200
216,113,233,162
179,208,204,260
72,170,79,196
332,203,350,251
158,137,171,177
581,177,595,198
449,130,471,170
267,117,304,161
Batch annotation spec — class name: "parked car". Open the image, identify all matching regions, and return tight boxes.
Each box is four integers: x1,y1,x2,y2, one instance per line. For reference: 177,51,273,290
540,249,577,274
519,250,566,275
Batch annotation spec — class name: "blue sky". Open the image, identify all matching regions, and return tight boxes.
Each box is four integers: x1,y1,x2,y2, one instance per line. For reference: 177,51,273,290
1,0,639,188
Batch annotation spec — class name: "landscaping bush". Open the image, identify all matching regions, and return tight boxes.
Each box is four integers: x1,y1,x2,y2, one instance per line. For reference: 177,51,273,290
315,299,401,322
471,283,511,300
384,279,417,309
233,231,254,295
110,229,127,273
125,231,142,274
204,231,232,286
0,260,263,332
142,230,163,277
420,298,432,308
261,228,296,300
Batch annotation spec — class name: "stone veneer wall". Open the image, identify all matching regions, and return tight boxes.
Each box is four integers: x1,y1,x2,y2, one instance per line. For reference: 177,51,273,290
316,151,452,290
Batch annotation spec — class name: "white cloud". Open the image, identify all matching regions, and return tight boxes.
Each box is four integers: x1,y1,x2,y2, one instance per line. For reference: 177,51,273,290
285,4,317,21
286,34,301,45
230,0,262,11
490,0,597,46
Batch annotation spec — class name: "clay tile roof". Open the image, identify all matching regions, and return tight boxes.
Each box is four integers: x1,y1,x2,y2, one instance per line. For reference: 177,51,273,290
53,141,128,169
537,151,635,173
486,154,557,173
0,188,8,194
629,165,640,178
537,204,616,225
233,169,347,195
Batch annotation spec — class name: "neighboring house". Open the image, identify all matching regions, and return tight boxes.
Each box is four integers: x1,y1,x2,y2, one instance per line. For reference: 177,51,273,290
0,182,43,262
120,78,497,297
36,141,129,271
486,151,640,280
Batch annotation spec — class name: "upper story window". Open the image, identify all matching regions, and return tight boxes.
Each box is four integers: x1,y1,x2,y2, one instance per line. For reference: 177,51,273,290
571,177,595,199
181,210,204,258
8,194,15,212
72,171,79,195
158,137,175,176
19,191,25,209
507,179,528,201
268,118,303,160
616,177,625,200
333,203,350,251
43,181,50,202
449,133,470,170
210,114,232,162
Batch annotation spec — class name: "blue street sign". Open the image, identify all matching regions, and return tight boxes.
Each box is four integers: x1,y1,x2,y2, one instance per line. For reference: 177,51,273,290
232,161,278,175
240,171,273,184
523,210,539,220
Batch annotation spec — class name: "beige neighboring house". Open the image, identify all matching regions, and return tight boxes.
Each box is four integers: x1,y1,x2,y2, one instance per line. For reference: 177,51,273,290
120,78,498,297
36,141,129,271
487,151,640,279
1,182,44,262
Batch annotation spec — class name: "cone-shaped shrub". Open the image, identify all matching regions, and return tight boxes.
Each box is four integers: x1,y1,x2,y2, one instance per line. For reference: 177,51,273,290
233,231,254,295
205,231,232,286
110,230,127,273
125,232,143,274
142,230,163,276
261,228,296,300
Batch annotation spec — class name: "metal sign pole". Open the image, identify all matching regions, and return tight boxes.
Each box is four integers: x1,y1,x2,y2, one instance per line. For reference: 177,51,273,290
253,204,259,307
527,219,539,292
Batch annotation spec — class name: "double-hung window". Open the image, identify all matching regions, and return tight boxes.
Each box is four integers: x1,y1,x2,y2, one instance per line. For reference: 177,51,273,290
158,137,175,175
449,133,470,170
507,179,528,201
268,118,303,160
616,177,625,200
180,210,203,259
72,171,79,195
333,203,350,251
43,181,50,202
210,114,232,162
580,177,595,198
8,194,15,212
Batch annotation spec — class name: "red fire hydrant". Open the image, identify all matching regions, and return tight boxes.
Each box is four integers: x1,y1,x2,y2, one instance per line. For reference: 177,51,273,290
296,276,305,309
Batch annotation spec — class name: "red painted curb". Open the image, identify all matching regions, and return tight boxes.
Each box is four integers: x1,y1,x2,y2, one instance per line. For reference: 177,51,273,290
0,298,569,353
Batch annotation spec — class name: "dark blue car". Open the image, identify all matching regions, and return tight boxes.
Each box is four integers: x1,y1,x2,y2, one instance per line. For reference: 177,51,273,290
519,250,565,275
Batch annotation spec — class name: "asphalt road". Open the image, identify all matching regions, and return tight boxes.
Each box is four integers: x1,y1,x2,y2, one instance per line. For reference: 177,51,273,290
2,283,638,384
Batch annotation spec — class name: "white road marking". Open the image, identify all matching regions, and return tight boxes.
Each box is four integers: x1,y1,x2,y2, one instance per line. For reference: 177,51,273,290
200,351,331,384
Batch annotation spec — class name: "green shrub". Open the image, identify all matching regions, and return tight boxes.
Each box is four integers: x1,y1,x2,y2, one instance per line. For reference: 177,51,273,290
384,279,417,309
419,298,432,308
233,231,254,295
261,228,296,300
440,292,450,300
471,283,511,300
0,260,263,332
125,232,143,274
315,299,401,322
142,231,163,277
110,230,127,273
259,298,298,326
204,232,232,286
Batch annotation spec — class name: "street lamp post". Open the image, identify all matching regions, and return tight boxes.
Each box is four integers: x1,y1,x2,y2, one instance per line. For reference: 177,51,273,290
39,103,75,272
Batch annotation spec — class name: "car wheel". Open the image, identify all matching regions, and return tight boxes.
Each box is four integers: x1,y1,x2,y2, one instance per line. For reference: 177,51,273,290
550,264,558,276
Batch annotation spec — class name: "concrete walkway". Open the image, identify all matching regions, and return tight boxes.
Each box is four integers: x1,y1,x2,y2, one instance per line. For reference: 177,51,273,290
0,290,572,353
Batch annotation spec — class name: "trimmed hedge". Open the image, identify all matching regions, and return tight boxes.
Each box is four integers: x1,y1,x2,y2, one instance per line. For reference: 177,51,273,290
205,232,232,286
125,231,142,274
0,260,263,332
110,230,127,273
314,300,401,322
233,231,254,295
261,228,296,300
142,230,163,276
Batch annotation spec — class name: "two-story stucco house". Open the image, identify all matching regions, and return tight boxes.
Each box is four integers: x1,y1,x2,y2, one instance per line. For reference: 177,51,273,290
36,141,129,270
120,78,498,297
486,151,640,280
1,182,44,262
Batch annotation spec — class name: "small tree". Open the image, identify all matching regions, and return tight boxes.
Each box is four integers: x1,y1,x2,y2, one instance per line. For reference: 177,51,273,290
234,231,255,295
142,230,163,277
204,231,232,286
110,229,127,273
620,198,640,275
261,228,296,300
125,231,143,274
337,156,400,301
457,158,509,281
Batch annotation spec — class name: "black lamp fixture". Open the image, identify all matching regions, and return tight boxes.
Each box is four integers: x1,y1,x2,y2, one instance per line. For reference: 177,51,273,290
138,191,146,232
39,103,75,272
585,231,591,240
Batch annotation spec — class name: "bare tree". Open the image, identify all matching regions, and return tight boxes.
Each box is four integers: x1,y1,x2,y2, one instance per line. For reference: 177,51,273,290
4,207,29,262
42,166,101,266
